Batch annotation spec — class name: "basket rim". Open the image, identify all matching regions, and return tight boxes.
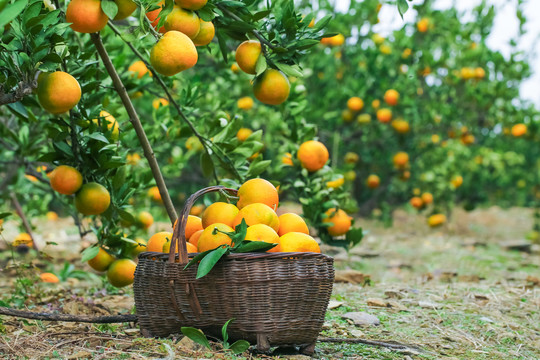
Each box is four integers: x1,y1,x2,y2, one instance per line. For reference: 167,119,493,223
138,251,334,262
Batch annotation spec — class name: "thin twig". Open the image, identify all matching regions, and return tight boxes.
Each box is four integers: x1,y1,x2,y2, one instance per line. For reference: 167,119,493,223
0,81,37,106
90,32,178,224
318,337,428,354
0,307,137,323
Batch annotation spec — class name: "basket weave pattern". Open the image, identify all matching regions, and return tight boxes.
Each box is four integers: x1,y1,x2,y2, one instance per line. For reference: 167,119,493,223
134,186,334,351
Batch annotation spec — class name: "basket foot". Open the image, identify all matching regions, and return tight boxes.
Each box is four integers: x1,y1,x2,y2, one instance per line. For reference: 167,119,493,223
299,342,316,356
256,333,270,352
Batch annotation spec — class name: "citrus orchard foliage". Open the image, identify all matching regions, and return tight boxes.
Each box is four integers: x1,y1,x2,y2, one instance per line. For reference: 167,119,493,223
0,0,539,289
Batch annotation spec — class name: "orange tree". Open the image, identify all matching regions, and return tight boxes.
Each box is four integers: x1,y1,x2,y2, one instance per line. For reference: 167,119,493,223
283,0,539,226
0,0,367,278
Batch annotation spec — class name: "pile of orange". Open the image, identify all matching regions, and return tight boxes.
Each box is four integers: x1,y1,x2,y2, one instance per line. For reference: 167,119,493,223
49,165,110,216
142,178,356,256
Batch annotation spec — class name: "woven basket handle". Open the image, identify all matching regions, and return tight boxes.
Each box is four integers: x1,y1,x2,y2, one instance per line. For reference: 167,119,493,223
168,186,238,264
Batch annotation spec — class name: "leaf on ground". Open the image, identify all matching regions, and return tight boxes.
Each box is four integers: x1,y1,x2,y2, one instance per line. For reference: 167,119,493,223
334,270,371,285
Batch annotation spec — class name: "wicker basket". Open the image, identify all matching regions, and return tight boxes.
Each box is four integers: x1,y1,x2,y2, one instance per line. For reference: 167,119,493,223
134,186,334,354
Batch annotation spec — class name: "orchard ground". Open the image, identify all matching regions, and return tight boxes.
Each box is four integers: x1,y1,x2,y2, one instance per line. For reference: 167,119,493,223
0,206,538,359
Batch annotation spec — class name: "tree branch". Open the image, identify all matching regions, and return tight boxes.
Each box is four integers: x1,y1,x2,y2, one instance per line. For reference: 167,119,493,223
0,307,137,323
0,81,37,106
90,33,178,224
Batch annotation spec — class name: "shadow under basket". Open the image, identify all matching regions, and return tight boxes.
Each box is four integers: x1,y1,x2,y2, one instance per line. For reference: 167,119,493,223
133,186,335,354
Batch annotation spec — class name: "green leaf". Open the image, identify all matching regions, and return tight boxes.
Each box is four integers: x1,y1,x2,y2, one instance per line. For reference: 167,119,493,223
312,14,331,31
201,152,214,178
247,159,271,177
397,0,409,19
184,249,213,270
53,141,74,157
216,29,229,63
101,0,118,20
23,1,43,25
81,246,100,263
196,246,229,279
345,227,363,248
0,0,29,28
275,63,303,78
180,327,212,350
234,240,277,253
87,133,110,143
231,218,248,246
221,318,234,347
255,55,267,76
0,212,11,220
228,340,250,354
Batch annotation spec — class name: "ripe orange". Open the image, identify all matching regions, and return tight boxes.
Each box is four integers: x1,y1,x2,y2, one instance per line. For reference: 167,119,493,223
230,63,240,73
366,174,380,189
384,89,399,106
393,152,409,169
326,176,345,189
146,1,165,33
128,60,150,79
410,197,423,209
232,203,280,232
236,178,279,210
511,124,527,137
66,0,108,33
202,202,239,228
253,69,290,105
391,119,410,134
88,247,115,272
49,165,83,195
235,40,261,74
152,98,169,109
182,215,203,240
37,72,81,114
138,211,154,229
189,204,205,216
150,31,198,76
237,97,254,110
421,192,433,205
176,0,207,10
417,18,429,32
192,19,215,46
428,214,446,227
147,186,162,202
372,99,380,109
357,113,371,124
461,67,475,80
147,232,172,252
323,208,352,236
451,175,463,188
46,211,59,221
13,233,33,247
131,238,148,257
475,67,485,79
347,97,364,112
75,183,111,215
107,259,137,287
163,239,197,253
164,6,200,39
114,0,137,20
278,232,320,253
236,127,253,141
40,273,60,283
376,108,392,123
197,223,233,252
188,229,203,247
297,140,329,172
321,34,345,46
282,152,293,166
277,213,309,236
92,110,119,140
245,223,280,252
344,152,359,164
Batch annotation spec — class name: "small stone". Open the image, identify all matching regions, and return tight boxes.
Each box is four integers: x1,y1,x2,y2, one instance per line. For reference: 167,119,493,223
384,290,405,299
350,329,365,337
342,312,380,326
418,300,442,309
479,316,495,323
366,298,387,307
321,322,332,330
387,300,407,311
328,300,344,309
178,335,204,351
124,328,139,335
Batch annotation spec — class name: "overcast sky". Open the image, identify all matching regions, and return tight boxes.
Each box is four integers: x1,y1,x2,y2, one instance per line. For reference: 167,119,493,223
335,0,540,106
